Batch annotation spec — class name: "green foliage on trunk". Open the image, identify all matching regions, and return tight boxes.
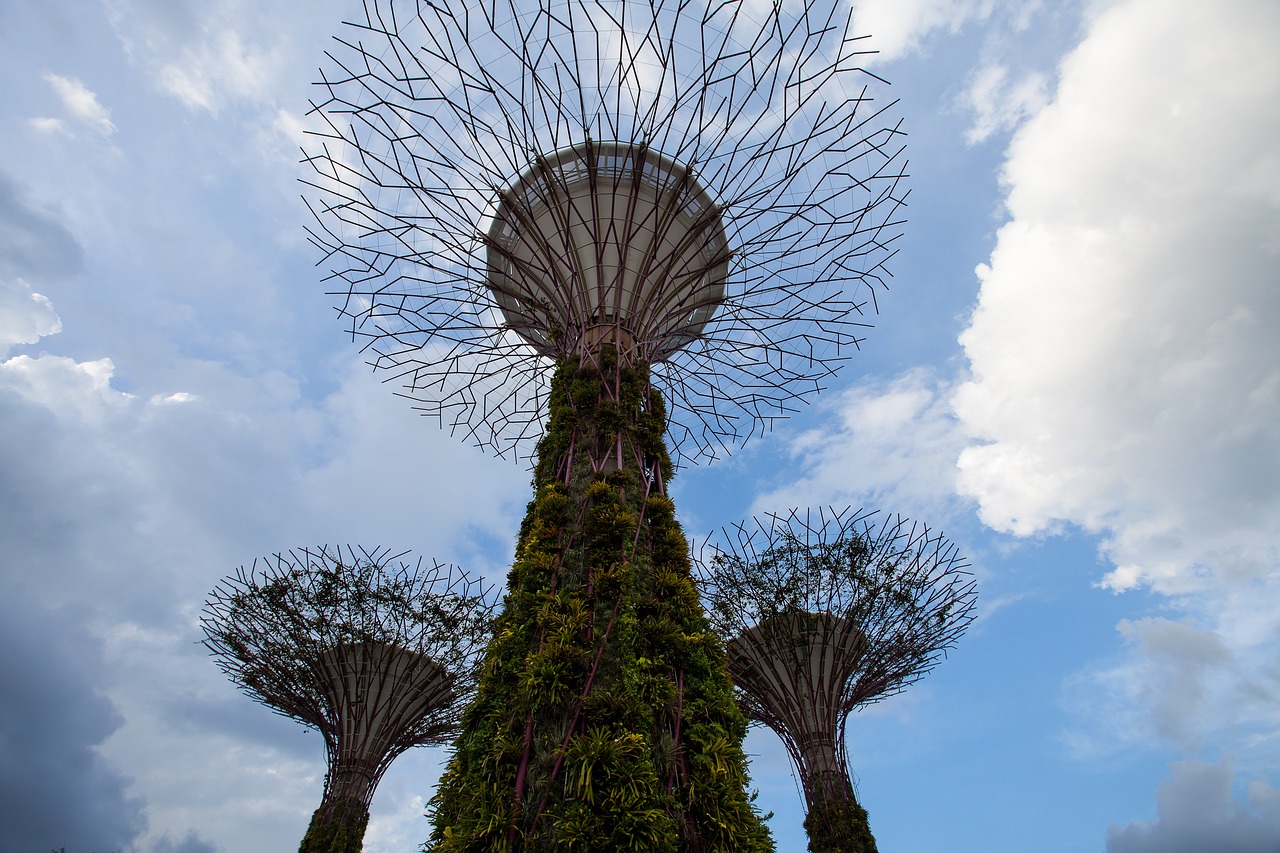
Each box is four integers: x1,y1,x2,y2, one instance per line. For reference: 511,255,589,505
427,352,772,852
300,797,369,853
802,796,878,853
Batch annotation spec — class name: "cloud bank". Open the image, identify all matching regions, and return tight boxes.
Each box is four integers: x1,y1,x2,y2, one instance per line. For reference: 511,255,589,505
1106,759,1280,853
0,592,146,853
951,0,1280,780
953,0,1280,595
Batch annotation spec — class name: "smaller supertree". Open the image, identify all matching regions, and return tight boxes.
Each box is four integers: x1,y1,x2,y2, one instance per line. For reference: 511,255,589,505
201,545,495,853
695,508,977,853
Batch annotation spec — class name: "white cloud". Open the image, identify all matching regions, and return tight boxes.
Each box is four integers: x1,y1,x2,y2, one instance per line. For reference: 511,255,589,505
1064,575,1280,758
953,0,1280,763
28,116,67,135
155,28,275,113
962,63,1049,144
954,0,1280,594
0,276,62,352
44,72,118,136
1106,759,1280,853
150,391,198,405
1,354,135,424
751,368,968,522
852,0,998,63
104,0,345,116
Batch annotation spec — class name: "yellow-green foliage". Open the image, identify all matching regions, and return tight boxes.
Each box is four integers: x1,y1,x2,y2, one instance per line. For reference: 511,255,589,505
428,354,772,852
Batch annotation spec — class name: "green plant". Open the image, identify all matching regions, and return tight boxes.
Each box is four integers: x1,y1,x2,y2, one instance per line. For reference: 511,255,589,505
202,547,494,853
427,352,772,852
803,797,879,853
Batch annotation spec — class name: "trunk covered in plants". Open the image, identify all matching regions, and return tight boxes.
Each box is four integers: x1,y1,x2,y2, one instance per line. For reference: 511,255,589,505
300,749,380,853
300,795,369,853
803,794,878,853
428,347,772,852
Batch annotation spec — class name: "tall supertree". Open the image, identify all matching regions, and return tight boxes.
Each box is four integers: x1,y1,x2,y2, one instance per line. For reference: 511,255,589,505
695,508,977,852
201,545,495,853
301,0,908,849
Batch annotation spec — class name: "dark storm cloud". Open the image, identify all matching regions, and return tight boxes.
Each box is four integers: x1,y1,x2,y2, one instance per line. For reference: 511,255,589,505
0,591,146,853
1106,760,1280,853
0,171,83,282
0,385,144,612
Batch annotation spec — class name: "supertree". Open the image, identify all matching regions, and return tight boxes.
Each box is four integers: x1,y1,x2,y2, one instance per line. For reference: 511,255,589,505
301,0,908,849
694,508,977,852
201,545,495,853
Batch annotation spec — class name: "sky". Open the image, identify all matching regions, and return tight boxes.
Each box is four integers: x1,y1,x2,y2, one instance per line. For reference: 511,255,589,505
0,0,1277,850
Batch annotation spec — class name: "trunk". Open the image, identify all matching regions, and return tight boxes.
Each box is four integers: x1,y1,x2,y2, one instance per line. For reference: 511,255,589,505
802,795,878,853
427,347,772,852
299,794,370,853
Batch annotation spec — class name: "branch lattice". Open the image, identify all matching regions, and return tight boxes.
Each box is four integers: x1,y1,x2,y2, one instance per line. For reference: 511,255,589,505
694,507,976,805
201,544,496,810
303,0,909,465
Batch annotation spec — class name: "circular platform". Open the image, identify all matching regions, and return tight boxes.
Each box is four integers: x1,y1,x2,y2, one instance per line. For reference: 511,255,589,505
485,140,729,362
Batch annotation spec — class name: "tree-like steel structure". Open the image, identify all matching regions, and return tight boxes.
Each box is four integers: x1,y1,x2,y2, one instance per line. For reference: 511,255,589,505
201,545,495,853
303,0,908,466
301,0,908,849
695,508,977,852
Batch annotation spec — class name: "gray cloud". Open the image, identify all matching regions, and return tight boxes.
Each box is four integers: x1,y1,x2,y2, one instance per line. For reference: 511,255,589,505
150,831,219,853
1107,759,1280,853
0,172,83,283
0,591,146,853
0,296,524,850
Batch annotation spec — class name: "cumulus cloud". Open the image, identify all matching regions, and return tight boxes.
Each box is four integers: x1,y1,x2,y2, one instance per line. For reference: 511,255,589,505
954,0,1280,762
954,0,1280,594
1106,759,1280,853
1064,579,1280,758
0,277,61,352
2,354,135,423
750,368,968,522
0,592,147,853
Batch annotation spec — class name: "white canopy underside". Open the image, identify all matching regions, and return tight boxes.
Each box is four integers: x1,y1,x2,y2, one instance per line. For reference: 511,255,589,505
485,141,729,361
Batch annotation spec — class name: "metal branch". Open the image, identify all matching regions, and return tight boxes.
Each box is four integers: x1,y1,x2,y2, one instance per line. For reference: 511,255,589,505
303,0,908,466
693,507,977,806
201,545,497,810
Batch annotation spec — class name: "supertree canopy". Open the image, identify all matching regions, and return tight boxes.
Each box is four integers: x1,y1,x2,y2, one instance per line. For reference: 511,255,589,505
303,0,908,465
695,508,977,853
300,0,910,848
201,545,495,853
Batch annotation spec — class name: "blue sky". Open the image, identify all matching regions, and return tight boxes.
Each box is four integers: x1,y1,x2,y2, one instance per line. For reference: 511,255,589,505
1,1,1278,851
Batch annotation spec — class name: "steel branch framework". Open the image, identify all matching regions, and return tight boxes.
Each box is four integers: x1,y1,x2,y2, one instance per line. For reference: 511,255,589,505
302,0,908,465
694,507,977,808
201,545,496,816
